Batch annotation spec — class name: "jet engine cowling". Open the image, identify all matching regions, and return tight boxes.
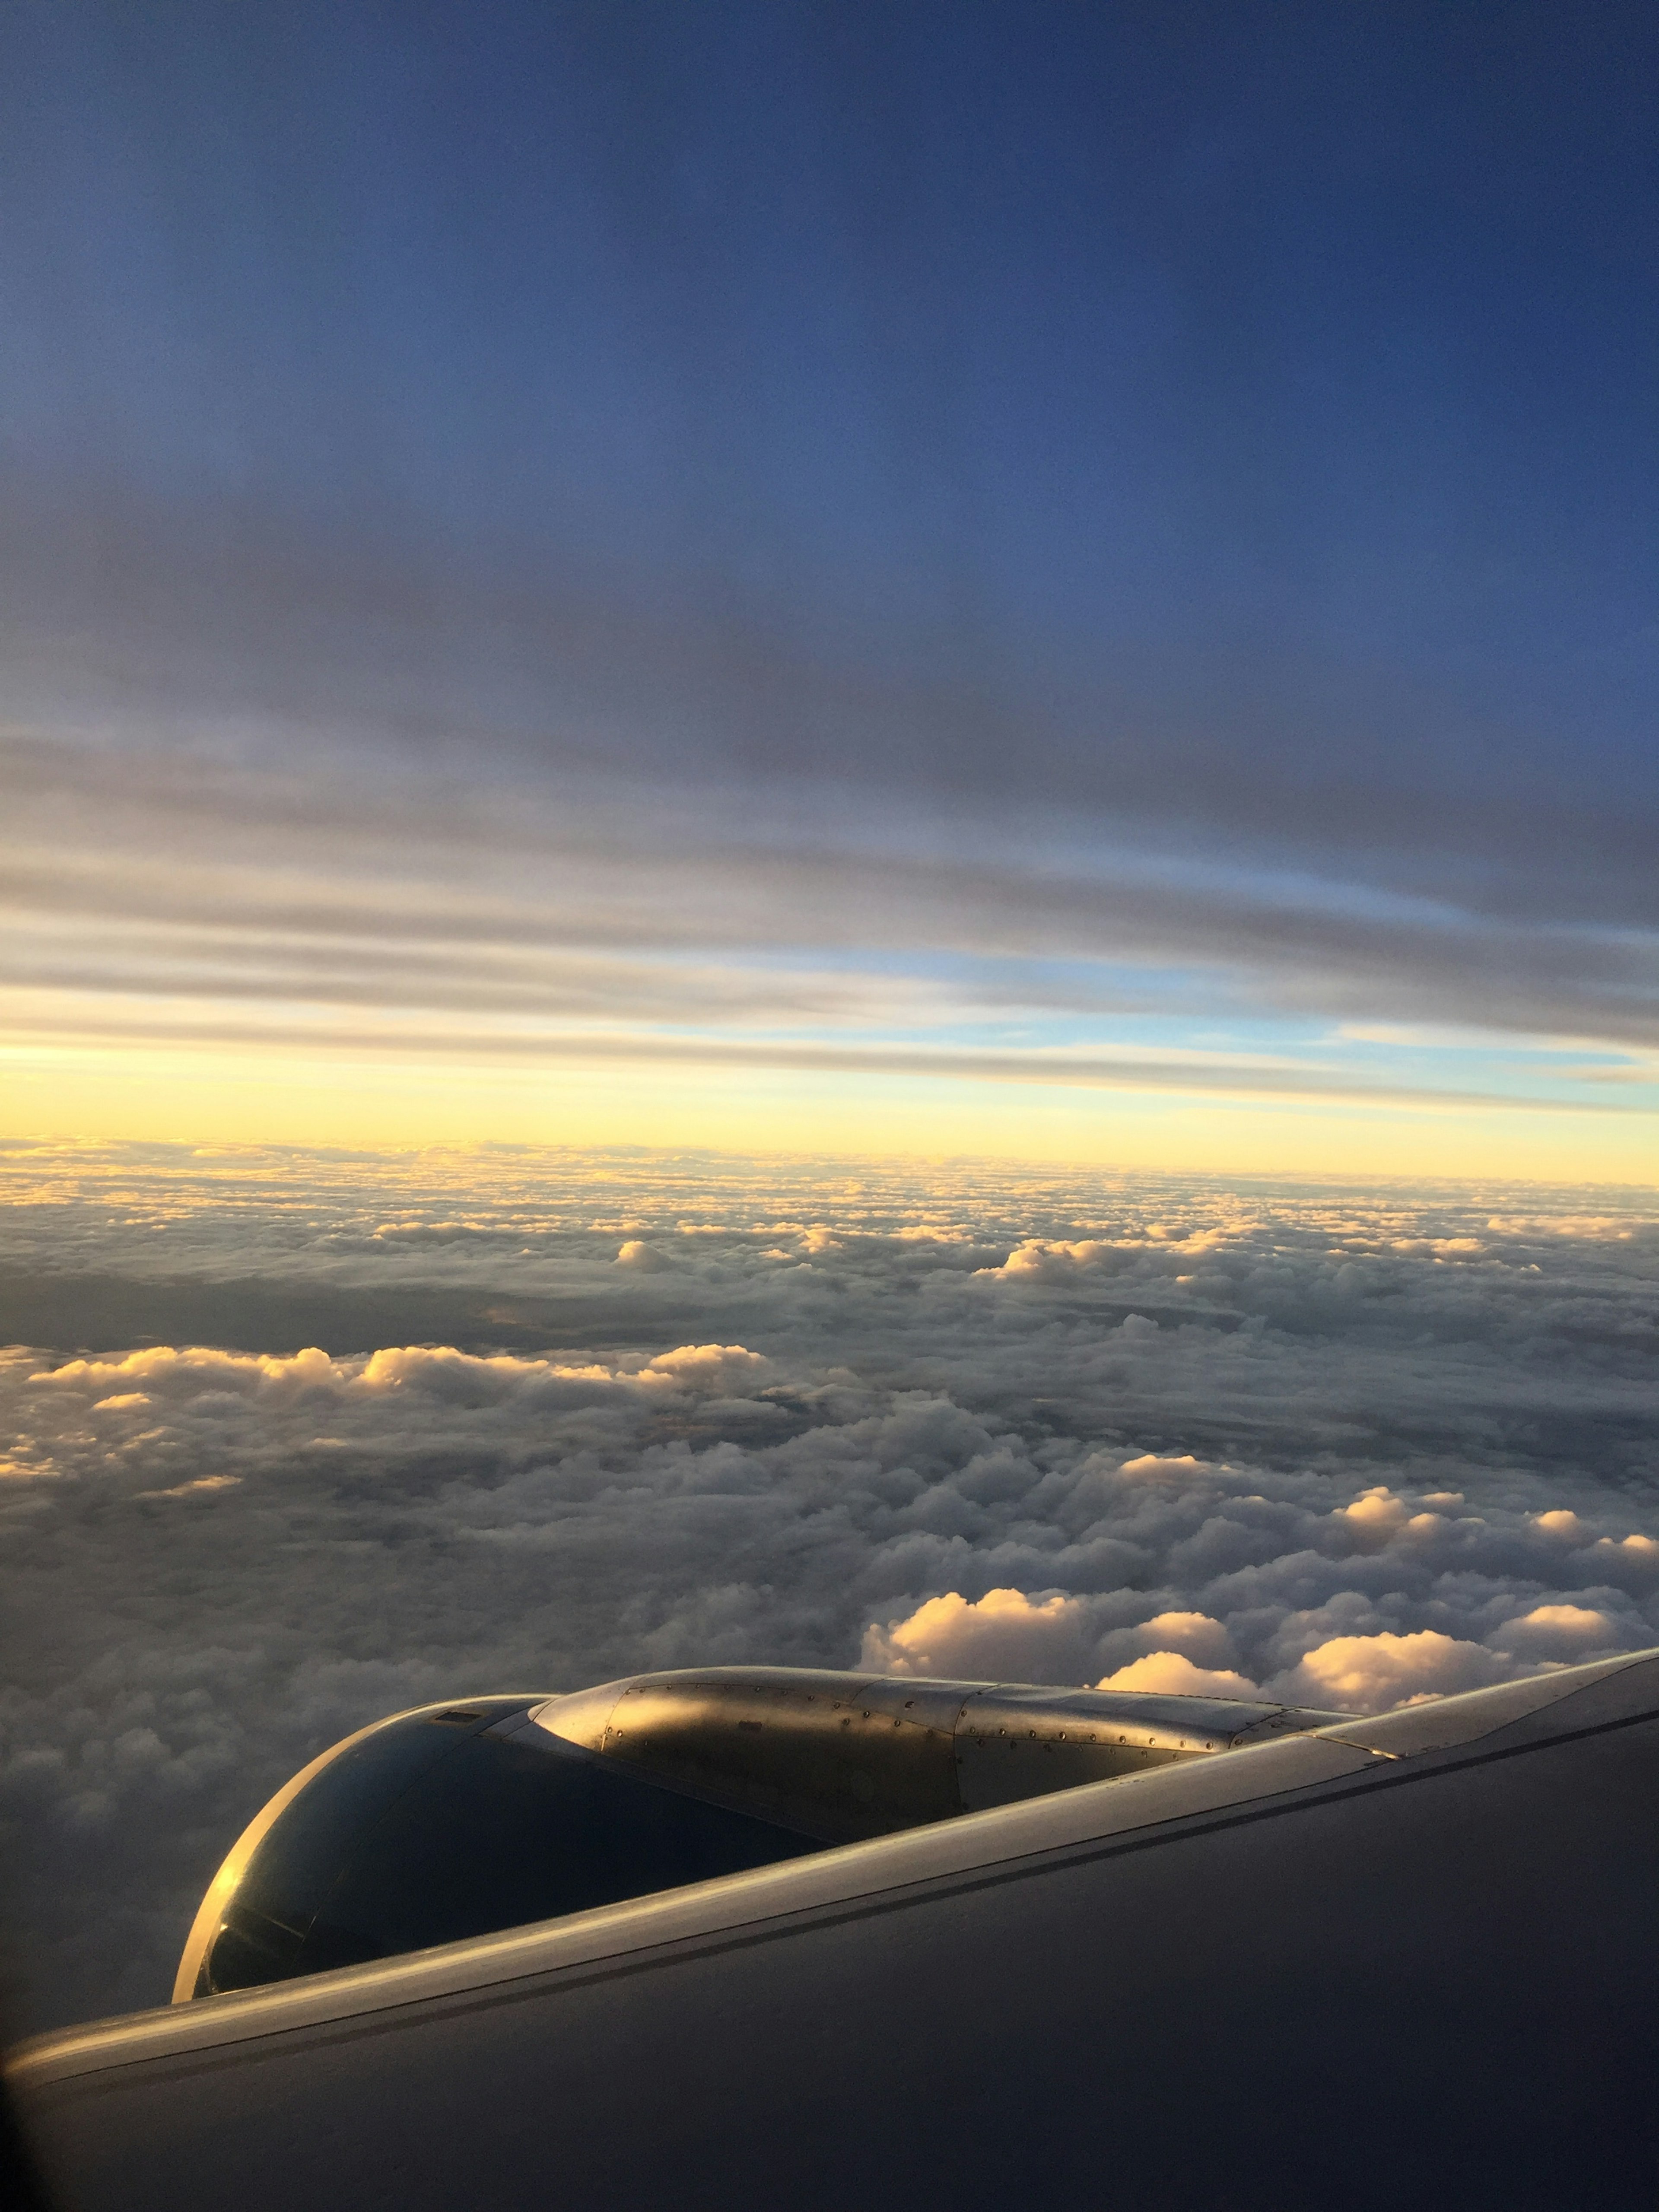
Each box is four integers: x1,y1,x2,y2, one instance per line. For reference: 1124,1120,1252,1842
175,1668,1350,2001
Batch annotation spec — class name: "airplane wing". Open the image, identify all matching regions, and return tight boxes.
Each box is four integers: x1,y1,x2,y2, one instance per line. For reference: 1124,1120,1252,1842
8,1649,1659,2210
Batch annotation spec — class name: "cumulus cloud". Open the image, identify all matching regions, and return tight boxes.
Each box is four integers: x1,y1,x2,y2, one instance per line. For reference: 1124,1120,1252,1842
2,1142,1656,2037
617,1240,675,1271
1330,1487,1413,1547
1118,1454,1212,1482
1134,1611,1235,1666
1325,1487,1452,1552
1492,1603,1619,1656
30,1338,778,1410
1268,1631,1508,1713
861,1589,1091,1684
1532,1510,1585,1539
1096,1653,1260,1697
32,1344,342,1398
982,1240,1116,1282
639,1344,777,1394
1592,1533,1659,1570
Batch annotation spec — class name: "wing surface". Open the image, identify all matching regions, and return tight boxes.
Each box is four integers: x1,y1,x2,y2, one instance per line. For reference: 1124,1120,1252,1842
10,1650,1659,2211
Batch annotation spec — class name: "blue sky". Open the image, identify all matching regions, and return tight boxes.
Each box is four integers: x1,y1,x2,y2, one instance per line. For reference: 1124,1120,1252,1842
2,2,1656,1168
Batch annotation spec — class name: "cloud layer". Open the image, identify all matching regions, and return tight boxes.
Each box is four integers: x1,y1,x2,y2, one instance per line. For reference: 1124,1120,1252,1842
6,737,1659,1123
2,1141,1657,2035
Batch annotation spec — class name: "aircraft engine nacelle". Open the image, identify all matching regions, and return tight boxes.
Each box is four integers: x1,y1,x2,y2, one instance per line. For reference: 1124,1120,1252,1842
176,1668,1351,2000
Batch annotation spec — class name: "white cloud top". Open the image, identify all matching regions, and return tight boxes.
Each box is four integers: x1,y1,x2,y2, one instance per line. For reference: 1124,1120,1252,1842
861,1589,1090,1683
1096,1653,1260,1697
1271,1630,1508,1711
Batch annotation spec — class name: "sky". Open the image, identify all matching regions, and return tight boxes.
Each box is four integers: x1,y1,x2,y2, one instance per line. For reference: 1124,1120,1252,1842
3,1141,1657,2032
2,1,1656,1174
4,6,1659,2051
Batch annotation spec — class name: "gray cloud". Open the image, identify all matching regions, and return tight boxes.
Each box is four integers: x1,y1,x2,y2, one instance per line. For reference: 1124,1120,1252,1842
6,734,1659,1070
5,476,1657,940
3,1142,1656,2037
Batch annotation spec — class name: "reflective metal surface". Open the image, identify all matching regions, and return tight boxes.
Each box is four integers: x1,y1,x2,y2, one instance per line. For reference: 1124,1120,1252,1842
574,1669,969,1841
533,1666,1352,1834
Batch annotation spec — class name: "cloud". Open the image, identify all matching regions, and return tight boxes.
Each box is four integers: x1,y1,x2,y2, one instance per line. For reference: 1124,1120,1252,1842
1134,1611,1236,1665
1119,1454,1211,1482
1326,1487,1449,1551
3,1143,1657,2037
1492,1603,1619,1656
31,1345,341,1399
1532,1509,1585,1539
1268,1631,1509,1713
617,1240,675,1271
1096,1653,1260,1697
861,1589,1092,1684
29,1339,779,1411
132,1475,242,1500
1592,1533,1659,1570
984,1240,1116,1281
638,1344,777,1395
6,732,1659,1110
